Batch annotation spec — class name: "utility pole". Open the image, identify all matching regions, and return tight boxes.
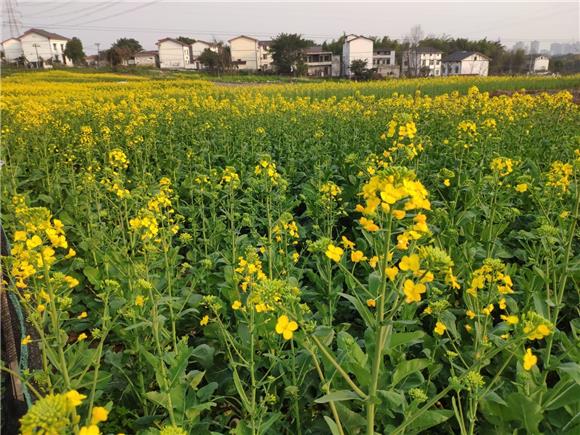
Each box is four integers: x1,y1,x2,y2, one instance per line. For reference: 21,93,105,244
95,43,101,68
32,43,40,68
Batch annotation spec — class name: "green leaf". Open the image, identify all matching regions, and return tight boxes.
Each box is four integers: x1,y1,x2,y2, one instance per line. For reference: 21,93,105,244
83,266,100,285
407,409,453,433
505,392,543,433
392,359,430,386
315,390,361,403
387,331,425,351
543,378,580,410
339,292,375,328
188,370,205,390
323,416,341,435
191,344,214,369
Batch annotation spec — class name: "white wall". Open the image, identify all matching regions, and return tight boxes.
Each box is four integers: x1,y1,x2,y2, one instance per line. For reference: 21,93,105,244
2,38,23,62
533,56,549,72
20,33,72,67
159,40,189,69
460,57,489,76
191,41,217,58
135,55,157,66
343,37,373,76
230,37,258,70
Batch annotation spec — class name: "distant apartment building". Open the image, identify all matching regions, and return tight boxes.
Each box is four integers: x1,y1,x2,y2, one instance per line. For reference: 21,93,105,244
442,51,489,76
342,34,374,77
372,49,399,77
402,47,442,77
2,28,73,68
530,40,540,55
229,35,273,71
303,46,340,77
134,50,159,67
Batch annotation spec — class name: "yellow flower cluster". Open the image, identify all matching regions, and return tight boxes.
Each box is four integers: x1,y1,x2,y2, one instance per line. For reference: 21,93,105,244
546,161,574,193
490,157,515,177
10,204,76,290
130,178,178,242
319,181,342,202
467,259,513,297
221,166,241,188
108,148,129,170
255,159,281,185
20,390,108,435
235,254,267,293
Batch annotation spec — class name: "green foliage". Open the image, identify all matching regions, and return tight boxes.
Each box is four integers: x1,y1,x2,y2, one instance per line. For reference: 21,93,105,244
270,33,314,74
63,37,85,66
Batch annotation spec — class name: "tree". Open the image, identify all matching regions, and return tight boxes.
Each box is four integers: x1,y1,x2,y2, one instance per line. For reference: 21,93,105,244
350,59,368,80
270,33,313,74
404,25,424,77
64,37,85,65
110,38,142,65
198,44,233,75
176,36,195,45
198,48,219,71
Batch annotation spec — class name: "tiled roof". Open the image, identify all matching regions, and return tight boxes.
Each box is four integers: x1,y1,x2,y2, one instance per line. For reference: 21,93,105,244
442,51,490,62
21,28,70,40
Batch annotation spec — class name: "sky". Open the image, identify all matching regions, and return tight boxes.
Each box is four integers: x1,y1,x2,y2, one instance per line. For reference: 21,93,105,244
4,1,579,54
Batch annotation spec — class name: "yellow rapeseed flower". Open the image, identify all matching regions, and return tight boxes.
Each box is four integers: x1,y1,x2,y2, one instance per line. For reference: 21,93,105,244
403,279,426,303
200,315,209,326
91,406,109,425
232,300,242,310
523,348,537,371
65,390,86,407
434,321,447,336
350,250,366,263
325,244,343,263
275,315,298,340
366,298,376,308
80,425,100,435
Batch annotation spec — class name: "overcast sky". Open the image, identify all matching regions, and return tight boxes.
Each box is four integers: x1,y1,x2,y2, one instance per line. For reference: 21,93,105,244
4,1,579,54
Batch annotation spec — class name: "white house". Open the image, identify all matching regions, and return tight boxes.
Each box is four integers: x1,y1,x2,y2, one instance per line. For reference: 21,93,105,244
16,28,72,68
157,38,194,69
229,35,273,71
442,51,490,76
373,49,399,77
342,34,374,77
134,50,158,67
190,40,218,69
402,47,442,77
1,37,24,63
530,55,550,73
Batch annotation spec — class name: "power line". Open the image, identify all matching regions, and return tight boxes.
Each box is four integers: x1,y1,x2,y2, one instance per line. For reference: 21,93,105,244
72,0,162,27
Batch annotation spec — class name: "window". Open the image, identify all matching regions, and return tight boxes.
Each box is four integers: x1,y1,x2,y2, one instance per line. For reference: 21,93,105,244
53,43,57,50
430,60,434,66
61,44,64,51
386,58,390,65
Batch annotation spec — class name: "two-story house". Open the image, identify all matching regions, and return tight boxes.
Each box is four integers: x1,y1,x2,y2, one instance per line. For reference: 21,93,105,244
157,38,194,69
3,28,73,68
442,51,490,76
229,35,273,71
304,46,340,77
402,47,442,77
342,34,374,77
372,49,399,77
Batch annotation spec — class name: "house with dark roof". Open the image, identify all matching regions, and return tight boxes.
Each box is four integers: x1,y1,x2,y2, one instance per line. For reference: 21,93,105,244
3,28,72,67
228,35,273,71
442,51,490,76
402,47,443,77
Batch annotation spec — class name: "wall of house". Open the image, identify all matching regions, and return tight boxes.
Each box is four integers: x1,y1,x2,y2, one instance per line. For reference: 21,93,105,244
2,39,23,62
533,57,549,72
135,55,157,66
159,41,189,68
20,33,71,67
460,57,489,76
257,45,273,70
343,38,373,76
230,37,258,70
191,42,216,58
